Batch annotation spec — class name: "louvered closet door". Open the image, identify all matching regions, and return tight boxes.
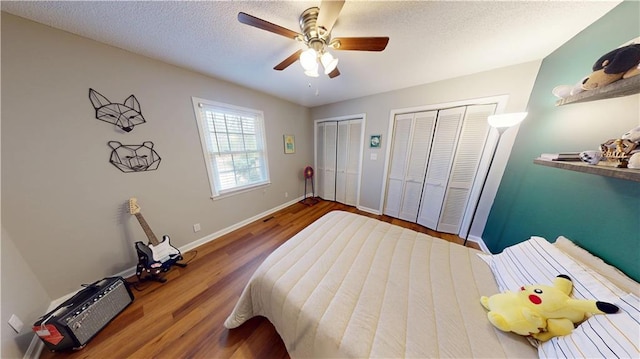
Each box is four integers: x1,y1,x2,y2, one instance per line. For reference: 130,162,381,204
417,106,466,229
383,114,413,218
316,123,326,199
384,112,437,220
316,119,362,205
321,122,337,200
344,120,362,206
437,104,496,233
399,111,437,221
336,121,349,204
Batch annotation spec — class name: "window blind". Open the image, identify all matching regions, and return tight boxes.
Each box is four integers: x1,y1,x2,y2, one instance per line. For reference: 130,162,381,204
193,98,270,198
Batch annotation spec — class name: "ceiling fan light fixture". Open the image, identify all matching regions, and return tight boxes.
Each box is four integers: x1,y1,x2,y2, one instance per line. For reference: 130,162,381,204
238,2,387,79
304,67,319,77
300,48,318,71
321,51,338,74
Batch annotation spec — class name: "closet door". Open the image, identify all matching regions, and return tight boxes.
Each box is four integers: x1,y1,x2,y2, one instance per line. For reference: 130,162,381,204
417,107,465,229
316,119,362,205
335,121,349,204
437,104,496,233
383,114,413,218
344,120,362,206
321,122,337,200
384,112,437,220
399,111,437,220
316,123,326,199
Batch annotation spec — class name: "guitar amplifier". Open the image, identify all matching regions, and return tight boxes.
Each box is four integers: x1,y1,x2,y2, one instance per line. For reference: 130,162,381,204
33,277,134,352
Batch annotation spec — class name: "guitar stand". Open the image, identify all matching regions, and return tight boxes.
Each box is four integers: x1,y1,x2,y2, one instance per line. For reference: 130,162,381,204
136,262,167,283
135,260,187,284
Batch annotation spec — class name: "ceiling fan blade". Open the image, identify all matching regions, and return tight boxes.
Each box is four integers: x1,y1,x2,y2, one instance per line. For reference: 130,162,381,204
317,0,345,33
274,49,303,71
238,12,301,40
328,67,341,79
331,37,389,51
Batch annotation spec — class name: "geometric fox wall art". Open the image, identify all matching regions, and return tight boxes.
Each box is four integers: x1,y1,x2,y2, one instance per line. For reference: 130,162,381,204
89,88,146,132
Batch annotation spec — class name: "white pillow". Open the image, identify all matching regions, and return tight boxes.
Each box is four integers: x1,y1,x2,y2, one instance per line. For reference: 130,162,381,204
538,293,640,359
478,236,627,303
553,236,640,297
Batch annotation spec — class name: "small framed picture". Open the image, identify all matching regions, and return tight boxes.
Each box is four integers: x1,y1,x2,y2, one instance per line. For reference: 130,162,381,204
284,134,295,154
370,135,382,148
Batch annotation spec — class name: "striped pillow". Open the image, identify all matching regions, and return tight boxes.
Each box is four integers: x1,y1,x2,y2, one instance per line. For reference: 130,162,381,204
478,236,626,303
538,293,640,358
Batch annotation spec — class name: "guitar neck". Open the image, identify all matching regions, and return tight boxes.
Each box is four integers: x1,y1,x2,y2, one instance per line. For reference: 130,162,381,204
134,212,160,246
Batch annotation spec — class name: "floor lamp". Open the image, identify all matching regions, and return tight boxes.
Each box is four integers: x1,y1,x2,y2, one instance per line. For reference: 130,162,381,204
463,112,527,246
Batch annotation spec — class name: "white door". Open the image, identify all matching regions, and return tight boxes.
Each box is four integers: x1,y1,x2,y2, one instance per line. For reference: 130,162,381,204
437,104,496,234
384,111,437,221
344,120,362,206
399,111,437,221
417,107,466,229
336,121,349,203
316,123,325,199
321,122,337,200
316,119,362,205
384,114,413,218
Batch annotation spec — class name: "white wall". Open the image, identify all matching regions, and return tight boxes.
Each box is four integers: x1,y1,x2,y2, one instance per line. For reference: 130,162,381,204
310,61,541,238
1,228,52,358
1,12,313,306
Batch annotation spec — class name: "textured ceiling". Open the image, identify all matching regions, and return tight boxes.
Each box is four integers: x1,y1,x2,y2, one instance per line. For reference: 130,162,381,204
1,1,621,107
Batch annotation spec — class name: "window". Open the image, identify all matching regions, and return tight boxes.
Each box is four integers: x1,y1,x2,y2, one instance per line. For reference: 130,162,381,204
192,97,270,198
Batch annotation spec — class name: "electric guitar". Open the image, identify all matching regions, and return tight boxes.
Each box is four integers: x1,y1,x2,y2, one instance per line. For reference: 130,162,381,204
128,197,182,270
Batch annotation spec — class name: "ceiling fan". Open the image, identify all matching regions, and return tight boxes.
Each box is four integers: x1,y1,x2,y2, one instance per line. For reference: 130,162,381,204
238,0,389,78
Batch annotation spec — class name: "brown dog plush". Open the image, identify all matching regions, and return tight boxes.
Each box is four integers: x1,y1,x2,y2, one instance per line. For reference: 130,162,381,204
582,44,640,90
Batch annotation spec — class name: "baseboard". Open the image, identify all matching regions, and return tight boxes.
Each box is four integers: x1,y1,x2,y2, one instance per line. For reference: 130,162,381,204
24,334,43,359
355,206,489,253
180,196,306,253
466,234,490,253
356,205,381,215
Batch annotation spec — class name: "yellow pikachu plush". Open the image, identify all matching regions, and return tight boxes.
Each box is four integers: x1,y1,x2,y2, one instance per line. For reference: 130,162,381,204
517,274,619,341
481,275,619,341
480,291,546,337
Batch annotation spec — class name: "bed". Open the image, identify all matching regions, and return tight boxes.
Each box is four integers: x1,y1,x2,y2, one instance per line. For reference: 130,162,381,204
224,211,639,358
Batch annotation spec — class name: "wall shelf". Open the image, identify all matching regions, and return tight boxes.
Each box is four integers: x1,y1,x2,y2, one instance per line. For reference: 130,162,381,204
555,75,640,106
534,158,640,182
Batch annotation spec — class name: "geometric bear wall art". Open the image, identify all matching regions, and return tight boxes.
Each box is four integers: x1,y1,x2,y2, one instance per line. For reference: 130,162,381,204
108,141,161,173
89,88,146,132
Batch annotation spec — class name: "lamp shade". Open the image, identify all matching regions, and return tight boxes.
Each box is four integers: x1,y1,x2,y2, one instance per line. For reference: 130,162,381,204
304,68,319,77
304,60,319,77
320,52,339,74
300,48,317,71
487,112,527,129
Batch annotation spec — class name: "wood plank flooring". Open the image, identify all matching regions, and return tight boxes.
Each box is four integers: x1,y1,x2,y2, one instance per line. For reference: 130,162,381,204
39,200,479,359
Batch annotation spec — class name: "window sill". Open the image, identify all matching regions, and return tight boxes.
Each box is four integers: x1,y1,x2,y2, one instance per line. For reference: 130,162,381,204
211,182,271,200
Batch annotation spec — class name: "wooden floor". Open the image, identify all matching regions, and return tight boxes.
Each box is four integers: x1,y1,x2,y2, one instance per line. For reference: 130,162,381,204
39,200,479,359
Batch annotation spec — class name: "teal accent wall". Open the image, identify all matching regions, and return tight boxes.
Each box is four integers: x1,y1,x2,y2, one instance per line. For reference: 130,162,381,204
484,1,640,282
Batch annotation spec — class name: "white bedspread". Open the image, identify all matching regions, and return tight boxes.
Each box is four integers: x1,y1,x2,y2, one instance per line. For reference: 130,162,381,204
224,211,536,358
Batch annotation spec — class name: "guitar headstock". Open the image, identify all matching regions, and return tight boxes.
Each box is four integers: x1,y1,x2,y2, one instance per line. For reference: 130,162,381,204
129,197,141,215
